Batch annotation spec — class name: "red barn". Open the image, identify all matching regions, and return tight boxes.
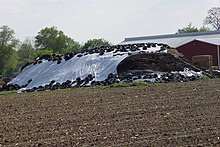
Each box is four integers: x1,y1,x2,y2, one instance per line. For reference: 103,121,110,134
121,31,220,68
177,38,220,67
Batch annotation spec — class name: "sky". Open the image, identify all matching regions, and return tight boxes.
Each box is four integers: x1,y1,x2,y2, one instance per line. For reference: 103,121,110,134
0,0,220,44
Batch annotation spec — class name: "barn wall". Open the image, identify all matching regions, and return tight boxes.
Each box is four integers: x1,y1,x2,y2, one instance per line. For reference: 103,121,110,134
177,40,218,66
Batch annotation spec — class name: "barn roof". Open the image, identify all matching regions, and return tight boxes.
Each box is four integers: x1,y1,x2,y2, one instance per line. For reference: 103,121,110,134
120,31,220,48
196,38,220,46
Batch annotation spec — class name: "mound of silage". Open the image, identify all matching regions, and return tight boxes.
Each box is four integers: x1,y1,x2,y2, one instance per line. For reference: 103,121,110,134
117,53,199,73
5,43,203,92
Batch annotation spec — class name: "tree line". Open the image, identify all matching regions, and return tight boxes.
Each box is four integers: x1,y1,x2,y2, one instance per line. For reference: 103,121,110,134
0,7,219,79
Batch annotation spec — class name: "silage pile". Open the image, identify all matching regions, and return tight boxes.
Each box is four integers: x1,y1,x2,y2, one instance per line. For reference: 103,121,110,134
5,43,203,92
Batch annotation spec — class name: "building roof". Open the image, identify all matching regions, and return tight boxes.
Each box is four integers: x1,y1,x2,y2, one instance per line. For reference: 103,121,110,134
196,38,220,46
120,31,220,48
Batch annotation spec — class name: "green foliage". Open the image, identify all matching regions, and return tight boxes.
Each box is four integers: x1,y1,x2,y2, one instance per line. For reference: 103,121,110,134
204,7,220,30
0,25,19,78
17,38,36,68
176,23,210,34
59,39,81,54
0,26,19,47
82,38,111,51
3,49,18,77
110,82,149,88
0,91,17,95
199,26,211,32
200,75,211,80
32,49,53,59
35,26,81,54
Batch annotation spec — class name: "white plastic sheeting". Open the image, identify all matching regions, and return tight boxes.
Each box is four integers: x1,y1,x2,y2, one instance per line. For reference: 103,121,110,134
9,44,204,92
9,46,163,89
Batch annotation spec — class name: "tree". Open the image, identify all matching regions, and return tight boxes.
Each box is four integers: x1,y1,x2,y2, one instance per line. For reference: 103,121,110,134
199,26,211,32
32,49,53,59
59,37,81,54
17,38,36,67
0,26,19,78
35,26,81,54
204,7,220,30
82,38,111,51
176,23,210,34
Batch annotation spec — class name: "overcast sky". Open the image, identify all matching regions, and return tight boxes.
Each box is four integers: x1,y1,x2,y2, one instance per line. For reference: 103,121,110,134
0,0,220,44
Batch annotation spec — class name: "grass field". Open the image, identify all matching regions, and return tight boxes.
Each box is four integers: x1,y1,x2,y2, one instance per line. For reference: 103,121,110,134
0,79,220,146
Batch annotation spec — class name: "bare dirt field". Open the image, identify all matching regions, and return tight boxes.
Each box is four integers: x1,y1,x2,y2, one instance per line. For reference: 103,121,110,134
1,79,220,146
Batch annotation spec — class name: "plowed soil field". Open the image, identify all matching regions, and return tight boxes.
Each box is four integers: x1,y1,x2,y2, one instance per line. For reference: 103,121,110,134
1,79,220,146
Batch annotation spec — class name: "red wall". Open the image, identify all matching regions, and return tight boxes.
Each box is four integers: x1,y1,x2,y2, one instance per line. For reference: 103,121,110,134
177,40,218,66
